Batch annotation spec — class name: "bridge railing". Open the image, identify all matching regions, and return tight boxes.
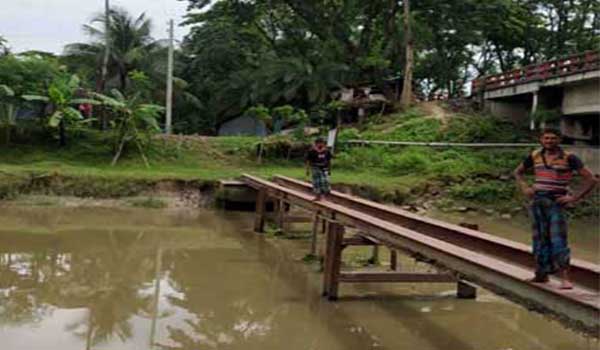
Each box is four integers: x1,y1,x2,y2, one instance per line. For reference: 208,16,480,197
471,51,600,93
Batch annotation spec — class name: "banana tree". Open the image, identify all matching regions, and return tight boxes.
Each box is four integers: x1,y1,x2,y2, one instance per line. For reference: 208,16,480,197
22,75,97,147
91,89,163,167
0,84,18,145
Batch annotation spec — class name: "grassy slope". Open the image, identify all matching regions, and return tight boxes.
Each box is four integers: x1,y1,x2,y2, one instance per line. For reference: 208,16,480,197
0,134,408,192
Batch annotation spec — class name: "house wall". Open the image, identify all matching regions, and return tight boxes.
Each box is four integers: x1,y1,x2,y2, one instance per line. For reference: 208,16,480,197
218,115,267,137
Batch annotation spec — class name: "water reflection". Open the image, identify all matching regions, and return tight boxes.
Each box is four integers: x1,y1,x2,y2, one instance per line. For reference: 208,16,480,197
0,230,157,349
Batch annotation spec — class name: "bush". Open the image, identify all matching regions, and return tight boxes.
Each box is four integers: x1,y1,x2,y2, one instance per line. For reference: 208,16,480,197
335,146,390,170
441,115,494,142
337,128,361,142
363,117,442,142
441,115,527,143
384,148,431,175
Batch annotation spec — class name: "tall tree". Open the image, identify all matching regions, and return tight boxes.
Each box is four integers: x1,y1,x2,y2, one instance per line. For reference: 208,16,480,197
400,0,413,107
64,7,159,91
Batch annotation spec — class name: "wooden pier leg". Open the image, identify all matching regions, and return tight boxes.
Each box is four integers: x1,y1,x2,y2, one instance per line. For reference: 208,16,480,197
253,189,266,233
368,245,380,265
310,211,320,256
322,222,344,300
457,281,477,299
276,199,285,232
390,249,398,271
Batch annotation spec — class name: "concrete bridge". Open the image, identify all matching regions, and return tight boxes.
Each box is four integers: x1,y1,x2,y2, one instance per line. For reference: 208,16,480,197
472,51,599,146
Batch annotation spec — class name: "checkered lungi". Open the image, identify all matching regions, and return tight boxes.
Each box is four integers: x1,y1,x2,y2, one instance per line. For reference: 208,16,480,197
311,167,331,194
530,192,570,277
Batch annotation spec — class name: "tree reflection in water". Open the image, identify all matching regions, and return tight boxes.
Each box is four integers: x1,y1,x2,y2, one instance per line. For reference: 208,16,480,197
0,252,55,325
0,230,158,349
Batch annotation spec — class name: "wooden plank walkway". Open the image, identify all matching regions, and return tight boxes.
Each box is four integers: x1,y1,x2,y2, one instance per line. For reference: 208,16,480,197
241,174,600,336
273,175,600,292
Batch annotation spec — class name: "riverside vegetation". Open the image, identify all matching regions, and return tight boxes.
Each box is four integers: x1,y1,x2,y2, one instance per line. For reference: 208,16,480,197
1,104,597,220
1,2,598,218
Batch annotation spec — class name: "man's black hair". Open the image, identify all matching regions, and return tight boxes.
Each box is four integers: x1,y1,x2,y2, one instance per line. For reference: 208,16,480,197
540,128,562,137
315,137,326,144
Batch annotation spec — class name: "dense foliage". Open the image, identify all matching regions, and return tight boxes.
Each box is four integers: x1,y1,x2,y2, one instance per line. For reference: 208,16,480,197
177,0,599,132
0,1,598,138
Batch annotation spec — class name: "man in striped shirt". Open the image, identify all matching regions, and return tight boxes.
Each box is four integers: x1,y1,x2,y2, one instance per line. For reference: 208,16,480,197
514,128,597,289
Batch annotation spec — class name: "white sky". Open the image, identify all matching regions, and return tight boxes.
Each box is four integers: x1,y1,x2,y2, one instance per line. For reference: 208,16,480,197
0,0,190,54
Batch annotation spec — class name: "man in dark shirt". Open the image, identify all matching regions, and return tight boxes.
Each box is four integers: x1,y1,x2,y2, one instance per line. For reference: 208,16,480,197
514,128,597,289
305,138,332,201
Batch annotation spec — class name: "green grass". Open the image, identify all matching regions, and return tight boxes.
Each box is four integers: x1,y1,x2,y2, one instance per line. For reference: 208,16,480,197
0,131,411,202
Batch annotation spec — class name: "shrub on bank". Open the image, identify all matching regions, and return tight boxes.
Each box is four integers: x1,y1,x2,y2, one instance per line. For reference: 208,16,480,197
384,148,431,175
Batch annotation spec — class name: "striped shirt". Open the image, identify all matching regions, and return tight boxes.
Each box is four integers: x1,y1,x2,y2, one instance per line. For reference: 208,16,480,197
522,148,584,195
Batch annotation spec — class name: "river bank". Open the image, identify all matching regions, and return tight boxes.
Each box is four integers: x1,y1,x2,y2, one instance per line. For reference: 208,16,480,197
1,108,597,219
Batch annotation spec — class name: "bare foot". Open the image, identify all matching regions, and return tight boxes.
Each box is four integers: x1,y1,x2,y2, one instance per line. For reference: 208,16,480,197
312,196,322,202
559,281,573,290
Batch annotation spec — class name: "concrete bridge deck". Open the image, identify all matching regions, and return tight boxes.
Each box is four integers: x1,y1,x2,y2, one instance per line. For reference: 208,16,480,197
471,51,600,146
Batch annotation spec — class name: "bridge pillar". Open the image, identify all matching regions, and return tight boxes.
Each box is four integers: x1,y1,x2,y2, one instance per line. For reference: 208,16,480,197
322,222,344,300
530,90,539,130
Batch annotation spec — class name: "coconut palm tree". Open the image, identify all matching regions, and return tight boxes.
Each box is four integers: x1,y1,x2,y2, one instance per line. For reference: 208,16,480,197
0,35,9,56
64,7,160,92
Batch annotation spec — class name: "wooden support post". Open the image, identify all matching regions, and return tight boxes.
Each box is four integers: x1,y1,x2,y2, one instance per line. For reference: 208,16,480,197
276,199,285,231
390,249,398,271
368,245,380,265
322,222,344,300
310,211,320,256
253,189,266,233
457,280,477,299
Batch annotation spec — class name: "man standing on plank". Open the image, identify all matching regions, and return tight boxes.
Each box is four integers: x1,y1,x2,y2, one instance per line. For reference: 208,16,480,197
305,137,332,201
514,128,597,289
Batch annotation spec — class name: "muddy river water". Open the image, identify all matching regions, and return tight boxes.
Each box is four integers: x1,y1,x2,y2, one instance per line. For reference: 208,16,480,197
0,206,597,350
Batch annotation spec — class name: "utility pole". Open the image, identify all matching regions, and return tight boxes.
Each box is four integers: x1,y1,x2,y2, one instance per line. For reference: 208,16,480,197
165,19,174,135
98,0,111,130
99,0,110,92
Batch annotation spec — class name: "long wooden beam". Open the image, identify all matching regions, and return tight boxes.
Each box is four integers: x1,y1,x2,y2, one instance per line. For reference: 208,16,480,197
339,272,456,283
